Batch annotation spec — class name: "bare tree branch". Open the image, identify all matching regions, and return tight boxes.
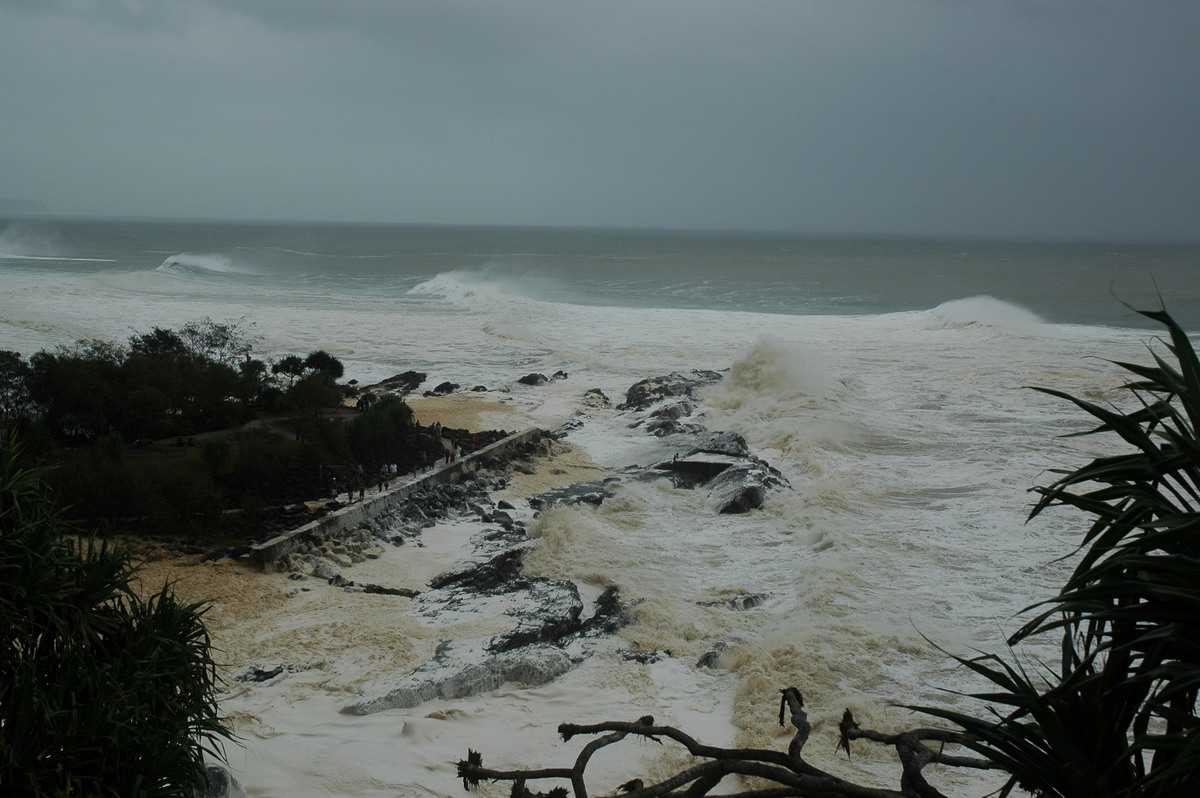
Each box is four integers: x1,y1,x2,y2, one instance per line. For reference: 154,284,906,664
456,687,1000,798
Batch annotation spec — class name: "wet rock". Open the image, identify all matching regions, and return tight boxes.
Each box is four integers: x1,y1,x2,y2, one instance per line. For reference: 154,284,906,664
552,411,588,437
360,583,421,597
342,644,574,715
528,481,614,510
619,370,724,411
428,547,525,593
517,373,548,386
485,578,584,653
230,663,286,683
699,593,766,611
582,388,611,407
425,381,459,396
310,557,341,580
579,586,632,637
621,649,669,665
707,461,788,514
697,641,731,669
377,370,426,395
643,399,698,436
195,763,247,798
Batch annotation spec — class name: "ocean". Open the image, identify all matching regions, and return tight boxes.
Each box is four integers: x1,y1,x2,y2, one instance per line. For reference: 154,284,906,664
3,216,1199,796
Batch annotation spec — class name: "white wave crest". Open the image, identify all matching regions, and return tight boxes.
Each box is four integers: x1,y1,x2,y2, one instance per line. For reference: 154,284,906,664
407,265,547,305
155,252,246,275
925,296,1045,332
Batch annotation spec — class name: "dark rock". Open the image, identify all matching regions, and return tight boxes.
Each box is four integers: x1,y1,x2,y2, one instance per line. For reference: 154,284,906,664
529,480,614,510
688,431,752,458
552,411,588,437
621,649,670,664
342,644,574,714
582,388,611,407
486,579,584,653
619,370,724,411
472,385,488,392
643,399,699,436
517,373,548,386
428,547,527,593
425,381,459,396
195,763,247,798
700,593,766,611
697,641,731,669
361,583,421,597
378,370,426,395
707,462,787,514
232,663,286,683
579,586,632,637
551,370,569,380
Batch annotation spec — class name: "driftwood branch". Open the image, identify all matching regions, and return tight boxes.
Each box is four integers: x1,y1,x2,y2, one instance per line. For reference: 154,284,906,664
456,687,998,798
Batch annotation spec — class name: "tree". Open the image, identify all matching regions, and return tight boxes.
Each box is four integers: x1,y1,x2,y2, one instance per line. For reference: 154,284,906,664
0,350,33,425
271,354,306,387
0,438,232,796
453,306,1200,798
303,349,345,380
178,317,253,367
347,393,416,466
26,345,124,442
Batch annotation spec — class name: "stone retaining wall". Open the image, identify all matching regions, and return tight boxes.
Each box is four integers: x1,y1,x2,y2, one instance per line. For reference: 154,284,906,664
249,428,543,572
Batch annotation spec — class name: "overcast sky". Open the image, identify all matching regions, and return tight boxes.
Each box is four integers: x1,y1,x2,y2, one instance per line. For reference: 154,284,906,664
2,1,1198,241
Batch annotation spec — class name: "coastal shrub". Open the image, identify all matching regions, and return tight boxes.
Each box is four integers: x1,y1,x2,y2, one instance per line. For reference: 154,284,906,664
0,438,231,796
917,305,1200,797
347,393,418,468
0,349,33,424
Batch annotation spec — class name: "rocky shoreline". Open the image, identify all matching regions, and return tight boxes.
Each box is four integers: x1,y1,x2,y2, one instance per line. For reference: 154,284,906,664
198,368,789,796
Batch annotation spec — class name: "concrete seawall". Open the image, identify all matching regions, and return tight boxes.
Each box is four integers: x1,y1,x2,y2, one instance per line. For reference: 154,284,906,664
249,428,543,572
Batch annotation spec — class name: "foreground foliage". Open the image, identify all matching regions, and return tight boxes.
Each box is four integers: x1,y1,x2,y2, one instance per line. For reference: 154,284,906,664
454,306,1200,798
0,439,232,797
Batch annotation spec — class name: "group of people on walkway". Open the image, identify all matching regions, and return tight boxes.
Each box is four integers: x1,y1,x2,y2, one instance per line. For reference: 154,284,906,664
317,421,512,506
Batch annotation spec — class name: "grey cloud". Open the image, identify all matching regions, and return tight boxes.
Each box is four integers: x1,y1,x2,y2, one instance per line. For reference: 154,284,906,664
1,1,1197,239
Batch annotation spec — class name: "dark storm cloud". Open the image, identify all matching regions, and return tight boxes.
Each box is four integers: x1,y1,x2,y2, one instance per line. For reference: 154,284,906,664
2,0,1197,240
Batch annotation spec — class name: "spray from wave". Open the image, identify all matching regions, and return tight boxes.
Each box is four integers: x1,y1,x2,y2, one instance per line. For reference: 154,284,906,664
155,253,249,275
407,264,570,306
0,223,61,259
0,223,112,262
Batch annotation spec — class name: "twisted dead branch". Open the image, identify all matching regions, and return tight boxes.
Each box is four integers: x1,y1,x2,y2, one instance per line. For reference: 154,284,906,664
457,687,996,798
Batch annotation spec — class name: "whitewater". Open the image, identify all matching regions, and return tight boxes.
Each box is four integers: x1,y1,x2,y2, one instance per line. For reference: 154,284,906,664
2,218,1197,795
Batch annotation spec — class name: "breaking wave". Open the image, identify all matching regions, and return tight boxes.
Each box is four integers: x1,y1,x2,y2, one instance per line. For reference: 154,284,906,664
155,252,251,275
408,265,567,307
925,295,1046,332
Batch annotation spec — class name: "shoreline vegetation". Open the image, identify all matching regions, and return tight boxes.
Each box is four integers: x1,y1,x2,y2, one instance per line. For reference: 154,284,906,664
0,318,540,552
